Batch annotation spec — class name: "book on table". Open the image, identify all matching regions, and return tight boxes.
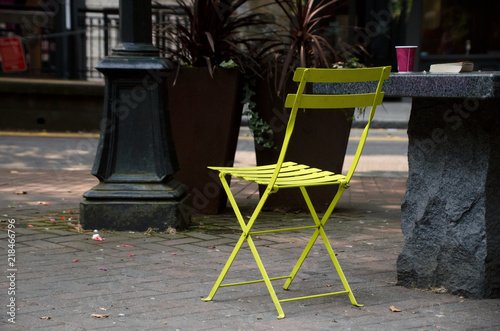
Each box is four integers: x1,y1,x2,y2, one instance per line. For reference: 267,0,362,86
429,62,474,73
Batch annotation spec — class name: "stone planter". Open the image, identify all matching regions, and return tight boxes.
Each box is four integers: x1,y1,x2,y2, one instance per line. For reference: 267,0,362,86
167,67,243,214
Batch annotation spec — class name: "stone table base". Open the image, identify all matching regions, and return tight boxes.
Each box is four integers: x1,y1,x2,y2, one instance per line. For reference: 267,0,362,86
397,97,500,298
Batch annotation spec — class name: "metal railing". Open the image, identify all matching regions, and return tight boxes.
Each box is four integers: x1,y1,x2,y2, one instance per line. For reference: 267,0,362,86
79,5,187,80
80,7,119,80
0,4,186,80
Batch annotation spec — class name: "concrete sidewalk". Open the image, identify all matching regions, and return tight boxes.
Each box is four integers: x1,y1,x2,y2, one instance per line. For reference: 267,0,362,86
0,132,499,330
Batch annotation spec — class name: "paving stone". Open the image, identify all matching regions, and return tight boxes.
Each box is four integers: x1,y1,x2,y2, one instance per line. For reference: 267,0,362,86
0,168,498,330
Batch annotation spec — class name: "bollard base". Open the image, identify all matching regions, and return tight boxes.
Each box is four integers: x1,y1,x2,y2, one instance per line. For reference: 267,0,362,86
80,194,191,232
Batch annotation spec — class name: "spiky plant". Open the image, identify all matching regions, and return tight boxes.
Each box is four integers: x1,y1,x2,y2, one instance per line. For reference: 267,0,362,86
158,0,273,74
270,0,352,91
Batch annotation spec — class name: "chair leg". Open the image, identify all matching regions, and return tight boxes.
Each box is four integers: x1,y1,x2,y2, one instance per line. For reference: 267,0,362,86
319,228,363,307
283,186,363,307
202,233,247,302
202,174,286,317
283,186,334,289
283,228,320,290
247,236,286,319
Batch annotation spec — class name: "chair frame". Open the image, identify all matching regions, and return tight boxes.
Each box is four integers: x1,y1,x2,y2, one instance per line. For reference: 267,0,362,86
202,66,391,319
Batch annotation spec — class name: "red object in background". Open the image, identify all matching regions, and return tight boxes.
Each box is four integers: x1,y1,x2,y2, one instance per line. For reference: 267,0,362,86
0,37,27,72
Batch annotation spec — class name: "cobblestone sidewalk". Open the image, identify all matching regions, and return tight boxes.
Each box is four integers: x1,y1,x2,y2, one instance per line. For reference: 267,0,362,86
1,169,499,330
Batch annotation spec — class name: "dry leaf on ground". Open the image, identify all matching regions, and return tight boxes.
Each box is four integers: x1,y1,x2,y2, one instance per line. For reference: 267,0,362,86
390,305,402,312
91,313,109,318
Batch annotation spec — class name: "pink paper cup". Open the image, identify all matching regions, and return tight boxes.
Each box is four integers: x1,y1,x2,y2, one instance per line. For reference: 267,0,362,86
396,46,418,72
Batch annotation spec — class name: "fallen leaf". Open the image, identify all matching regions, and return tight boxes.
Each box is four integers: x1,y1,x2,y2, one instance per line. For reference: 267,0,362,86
390,305,402,312
15,191,27,195
99,307,107,311
122,244,134,247
326,284,332,287
37,201,50,205
91,313,109,318
128,254,135,257
39,316,52,320
431,286,448,294
73,259,79,262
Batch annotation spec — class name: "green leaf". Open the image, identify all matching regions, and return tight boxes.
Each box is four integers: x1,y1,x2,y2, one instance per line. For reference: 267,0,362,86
219,59,238,68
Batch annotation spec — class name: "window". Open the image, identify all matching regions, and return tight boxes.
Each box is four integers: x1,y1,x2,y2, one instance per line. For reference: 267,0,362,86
421,0,500,56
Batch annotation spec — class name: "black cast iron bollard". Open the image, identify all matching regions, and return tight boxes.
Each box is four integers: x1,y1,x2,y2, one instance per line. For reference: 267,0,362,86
80,0,191,231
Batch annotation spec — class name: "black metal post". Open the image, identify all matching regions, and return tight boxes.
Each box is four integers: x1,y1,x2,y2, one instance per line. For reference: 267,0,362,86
80,0,191,231
54,0,86,79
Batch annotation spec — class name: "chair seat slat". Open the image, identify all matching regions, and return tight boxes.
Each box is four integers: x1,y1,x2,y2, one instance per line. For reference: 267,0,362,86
225,162,344,187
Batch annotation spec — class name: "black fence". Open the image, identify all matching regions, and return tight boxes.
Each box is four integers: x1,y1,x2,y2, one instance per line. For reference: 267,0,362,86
81,5,188,80
81,7,119,80
0,3,187,80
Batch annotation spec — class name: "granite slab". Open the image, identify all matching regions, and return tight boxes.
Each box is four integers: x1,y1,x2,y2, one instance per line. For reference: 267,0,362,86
314,71,500,99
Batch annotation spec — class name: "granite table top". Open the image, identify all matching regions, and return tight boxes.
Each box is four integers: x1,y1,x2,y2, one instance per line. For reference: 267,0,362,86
314,71,500,99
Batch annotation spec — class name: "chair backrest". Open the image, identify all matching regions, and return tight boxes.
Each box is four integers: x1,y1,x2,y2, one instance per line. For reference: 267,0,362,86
270,66,391,187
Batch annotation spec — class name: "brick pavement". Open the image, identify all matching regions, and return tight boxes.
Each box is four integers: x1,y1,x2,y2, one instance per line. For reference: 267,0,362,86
1,168,499,330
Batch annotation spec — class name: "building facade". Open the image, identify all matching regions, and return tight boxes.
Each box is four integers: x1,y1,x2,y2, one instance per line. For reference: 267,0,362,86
0,0,498,80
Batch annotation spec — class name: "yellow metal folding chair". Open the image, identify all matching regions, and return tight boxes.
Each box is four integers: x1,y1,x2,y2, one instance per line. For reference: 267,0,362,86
202,66,391,319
